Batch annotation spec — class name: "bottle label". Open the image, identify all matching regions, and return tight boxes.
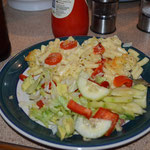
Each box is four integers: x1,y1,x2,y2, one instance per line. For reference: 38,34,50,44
52,0,75,18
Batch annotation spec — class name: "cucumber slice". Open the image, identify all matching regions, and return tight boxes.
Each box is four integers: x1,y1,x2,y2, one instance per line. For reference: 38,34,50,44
103,96,133,103
134,96,147,108
77,72,110,101
122,102,144,115
89,101,104,108
111,87,145,98
104,102,124,114
133,84,147,108
75,117,111,139
132,84,147,91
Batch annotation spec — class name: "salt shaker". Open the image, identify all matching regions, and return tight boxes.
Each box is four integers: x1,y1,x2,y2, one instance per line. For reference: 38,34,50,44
137,0,150,33
90,0,119,34
0,1,11,62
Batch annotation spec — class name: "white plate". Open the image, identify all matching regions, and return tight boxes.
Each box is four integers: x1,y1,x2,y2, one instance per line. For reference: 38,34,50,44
0,36,150,150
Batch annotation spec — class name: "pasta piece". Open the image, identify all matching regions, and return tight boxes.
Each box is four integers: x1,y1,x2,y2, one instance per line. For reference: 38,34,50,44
128,49,139,57
41,45,47,53
25,49,41,62
84,63,99,69
27,66,43,76
38,48,51,62
117,47,127,54
137,57,149,66
131,64,143,79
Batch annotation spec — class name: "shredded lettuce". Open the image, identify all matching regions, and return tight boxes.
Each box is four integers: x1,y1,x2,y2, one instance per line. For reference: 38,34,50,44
119,114,135,120
57,83,68,97
57,96,69,111
29,106,54,127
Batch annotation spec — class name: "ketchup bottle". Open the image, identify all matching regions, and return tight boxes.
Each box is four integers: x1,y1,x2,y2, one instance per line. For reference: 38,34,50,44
0,1,11,62
51,0,89,38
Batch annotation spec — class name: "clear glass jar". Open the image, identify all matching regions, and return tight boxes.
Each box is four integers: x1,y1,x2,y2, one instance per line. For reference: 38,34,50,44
0,1,11,62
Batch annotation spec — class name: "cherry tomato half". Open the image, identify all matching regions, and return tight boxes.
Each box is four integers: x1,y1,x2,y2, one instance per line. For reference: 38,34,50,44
45,52,62,65
60,40,77,50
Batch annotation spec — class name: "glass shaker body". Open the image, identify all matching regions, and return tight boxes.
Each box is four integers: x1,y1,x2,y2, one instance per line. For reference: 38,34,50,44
51,0,89,38
0,1,11,62
140,0,150,17
90,0,118,34
137,0,150,32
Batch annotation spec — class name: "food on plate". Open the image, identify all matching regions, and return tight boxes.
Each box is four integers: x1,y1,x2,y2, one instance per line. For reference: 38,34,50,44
18,36,149,140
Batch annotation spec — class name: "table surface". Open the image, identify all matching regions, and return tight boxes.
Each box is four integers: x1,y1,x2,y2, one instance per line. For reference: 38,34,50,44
1,1,150,150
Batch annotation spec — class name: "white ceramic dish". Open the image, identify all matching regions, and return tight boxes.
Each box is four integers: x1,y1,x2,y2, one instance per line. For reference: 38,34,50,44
7,0,52,11
0,36,150,150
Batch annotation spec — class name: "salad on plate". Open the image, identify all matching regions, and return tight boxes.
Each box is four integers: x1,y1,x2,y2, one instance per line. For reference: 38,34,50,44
17,36,149,141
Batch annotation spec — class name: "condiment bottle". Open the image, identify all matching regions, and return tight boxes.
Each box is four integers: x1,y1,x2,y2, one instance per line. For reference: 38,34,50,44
0,1,11,62
51,0,89,37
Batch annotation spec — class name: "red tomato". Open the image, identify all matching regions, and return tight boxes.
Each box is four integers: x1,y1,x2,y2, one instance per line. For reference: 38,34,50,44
113,75,133,87
19,74,27,81
36,100,44,109
60,40,77,50
93,43,105,55
91,64,103,78
78,93,83,98
67,99,92,119
45,52,62,65
51,0,89,37
41,83,45,89
49,80,57,89
41,80,57,89
93,107,119,136
99,81,110,88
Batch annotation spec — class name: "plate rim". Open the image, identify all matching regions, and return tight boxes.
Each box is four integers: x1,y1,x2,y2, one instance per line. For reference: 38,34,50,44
1,108,150,150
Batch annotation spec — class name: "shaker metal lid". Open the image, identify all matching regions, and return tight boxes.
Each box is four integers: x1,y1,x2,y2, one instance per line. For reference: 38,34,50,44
92,0,118,3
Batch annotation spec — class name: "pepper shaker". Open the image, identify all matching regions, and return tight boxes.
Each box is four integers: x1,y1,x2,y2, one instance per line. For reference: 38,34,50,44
90,0,119,34
137,0,150,33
